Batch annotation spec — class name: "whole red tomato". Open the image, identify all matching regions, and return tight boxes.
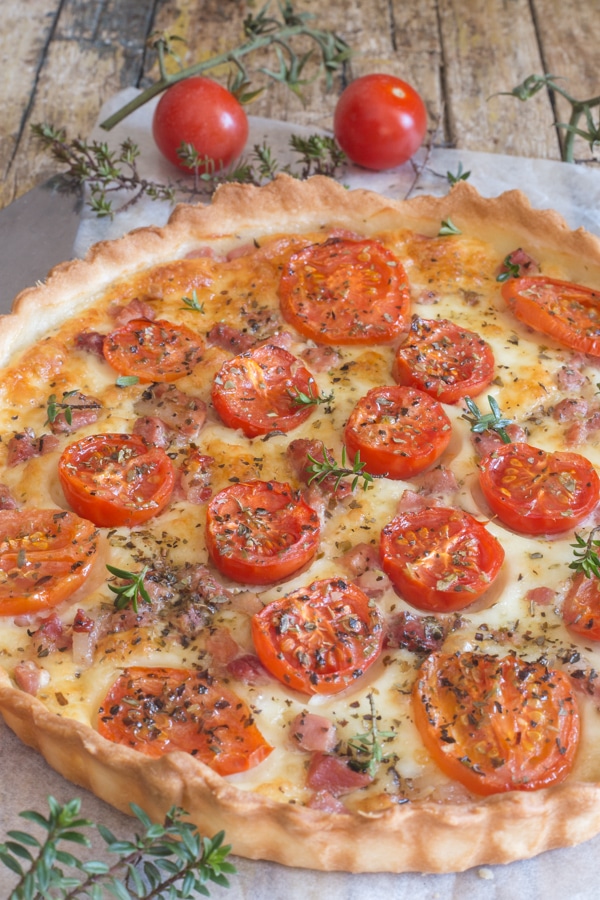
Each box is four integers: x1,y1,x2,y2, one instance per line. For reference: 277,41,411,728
152,76,249,173
334,73,427,170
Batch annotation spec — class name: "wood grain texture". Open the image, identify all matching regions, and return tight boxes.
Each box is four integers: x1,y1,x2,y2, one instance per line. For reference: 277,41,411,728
2,0,598,208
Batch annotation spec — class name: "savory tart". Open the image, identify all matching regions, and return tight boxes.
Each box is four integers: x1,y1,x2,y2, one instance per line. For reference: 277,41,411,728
1,175,600,873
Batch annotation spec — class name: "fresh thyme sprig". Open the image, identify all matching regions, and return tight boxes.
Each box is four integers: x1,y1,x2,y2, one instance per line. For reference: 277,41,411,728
306,444,375,492
347,693,396,777
33,129,347,217
45,390,79,427
496,253,521,282
494,73,600,163
446,161,471,185
569,527,600,580
438,217,461,236
1,796,235,899
31,124,177,217
106,564,151,613
288,384,334,407
100,1,351,131
461,395,514,444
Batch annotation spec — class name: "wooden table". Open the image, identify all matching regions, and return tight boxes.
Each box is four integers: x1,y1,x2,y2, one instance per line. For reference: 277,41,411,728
2,0,598,210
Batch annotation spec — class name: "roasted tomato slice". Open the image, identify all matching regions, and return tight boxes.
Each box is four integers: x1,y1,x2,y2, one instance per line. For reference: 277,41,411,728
563,571,600,641
393,316,495,404
479,442,600,535
206,480,320,585
103,318,204,382
502,276,600,357
380,507,504,612
0,509,99,617
251,577,384,695
278,237,411,345
59,433,176,528
412,651,580,795
212,344,319,438
344,385,452,479
98,667,272,776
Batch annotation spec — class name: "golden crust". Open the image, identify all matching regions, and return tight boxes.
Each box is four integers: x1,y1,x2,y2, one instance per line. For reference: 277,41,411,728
1,174,600,873
2,666,600,874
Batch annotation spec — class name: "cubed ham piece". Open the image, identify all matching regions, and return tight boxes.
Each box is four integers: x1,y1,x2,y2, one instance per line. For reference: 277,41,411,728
133,383,207,443
48,390,102,434
6,429,60,467
306,752,373,796
13,660,48,696
291,712,338,753
74,330,106,358
109,297,156,324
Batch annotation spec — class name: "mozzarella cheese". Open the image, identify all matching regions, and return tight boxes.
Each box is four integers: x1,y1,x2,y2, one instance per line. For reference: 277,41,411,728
1,216,600,817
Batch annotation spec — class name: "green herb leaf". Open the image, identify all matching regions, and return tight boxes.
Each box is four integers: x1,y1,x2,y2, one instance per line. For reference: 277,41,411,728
306,443,375,492
106,564,151,613
461,395,514,444
569,527,600,580
438,218,461,236
347,693,396,777
115,375,140,388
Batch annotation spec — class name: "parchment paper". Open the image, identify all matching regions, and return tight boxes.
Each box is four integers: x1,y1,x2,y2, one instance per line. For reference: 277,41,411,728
3,88,600,898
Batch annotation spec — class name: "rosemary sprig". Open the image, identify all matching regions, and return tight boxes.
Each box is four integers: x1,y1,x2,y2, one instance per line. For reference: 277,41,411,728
100,1,351,131
180,289,205,313
1,796,235,899
347,693,396,777
495,73,600,163
461,395,514,444
106,564,151,613
306,444,374,492
569,527,600,580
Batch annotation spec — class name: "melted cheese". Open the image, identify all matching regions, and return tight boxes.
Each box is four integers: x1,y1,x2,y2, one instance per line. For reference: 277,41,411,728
1,225,600,810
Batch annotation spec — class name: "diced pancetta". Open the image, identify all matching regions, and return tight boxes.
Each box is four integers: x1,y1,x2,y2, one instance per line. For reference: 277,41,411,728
385,610,448,654
133,383,207,443
6,429,60,467
48,390,102,434
290,712,338,753
13,660,48,696
74,330,106,357
109,298,156,324
306,752,373,796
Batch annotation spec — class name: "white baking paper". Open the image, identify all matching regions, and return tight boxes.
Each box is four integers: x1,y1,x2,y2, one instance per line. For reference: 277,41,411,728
3,88,600,899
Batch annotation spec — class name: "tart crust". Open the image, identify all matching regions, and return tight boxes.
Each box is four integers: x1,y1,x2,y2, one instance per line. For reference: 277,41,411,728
0,175,600,873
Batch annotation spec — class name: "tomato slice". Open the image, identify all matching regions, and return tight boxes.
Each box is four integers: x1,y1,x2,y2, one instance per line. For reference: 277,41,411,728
479,442,600,535
412,651,580,795
562,571,600,641
502,276,600,356
212,344,319,438
380,507,504,612
344,385,452,478
251,577,384,694
206,480,320,585
98,666,272,775
278,238,411,345
103,318,204,382
393,316,495,404
0,509,99,617
58,433,176,528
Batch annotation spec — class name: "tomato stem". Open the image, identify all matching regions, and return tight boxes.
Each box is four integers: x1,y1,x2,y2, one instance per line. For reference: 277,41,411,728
100,7,350,131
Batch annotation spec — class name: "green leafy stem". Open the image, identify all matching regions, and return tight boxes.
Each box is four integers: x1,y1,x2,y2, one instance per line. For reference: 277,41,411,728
497,74,600,163
100,1,351,131
1,797,236,899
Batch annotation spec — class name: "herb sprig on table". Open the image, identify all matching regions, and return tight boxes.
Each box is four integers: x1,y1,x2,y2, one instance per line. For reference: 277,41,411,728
1,797,236,899
100,1,351,131
32,128,347,218
495,74,600,162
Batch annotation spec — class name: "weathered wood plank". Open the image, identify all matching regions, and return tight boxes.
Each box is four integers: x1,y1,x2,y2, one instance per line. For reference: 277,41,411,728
438,0,560,159
0,0,61,207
